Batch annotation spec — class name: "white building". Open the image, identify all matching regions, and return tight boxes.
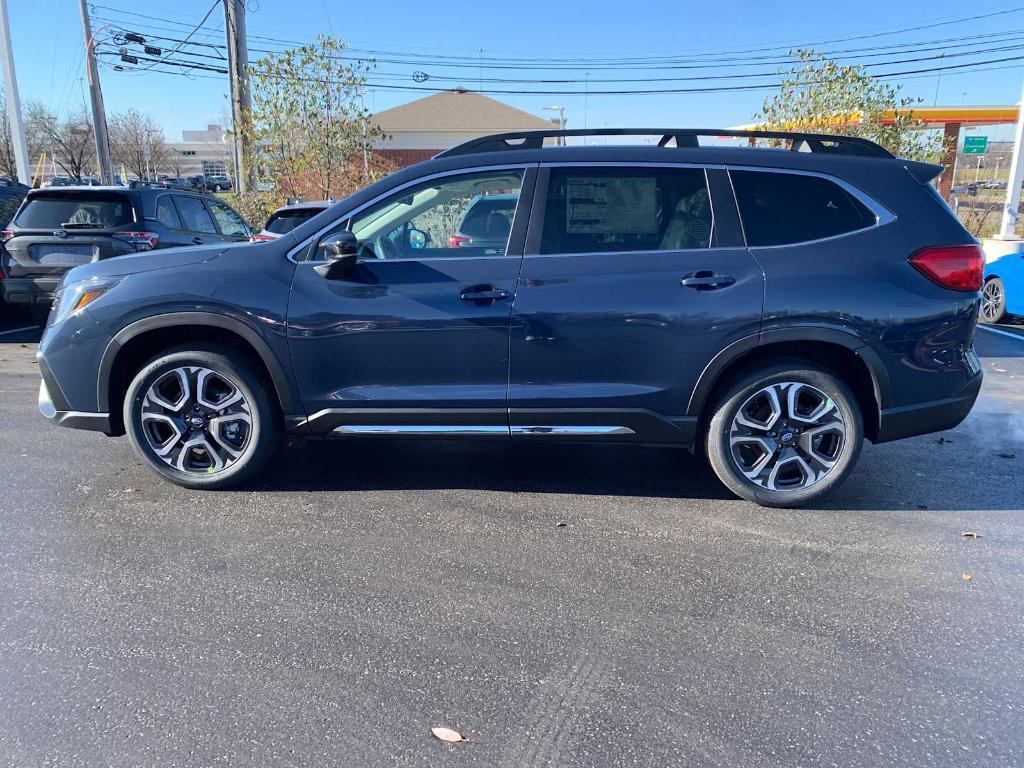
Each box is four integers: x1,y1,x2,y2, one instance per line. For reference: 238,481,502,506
166,124,233,178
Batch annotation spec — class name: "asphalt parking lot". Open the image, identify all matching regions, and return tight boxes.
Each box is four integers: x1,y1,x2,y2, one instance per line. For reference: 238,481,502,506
1,304,1023,767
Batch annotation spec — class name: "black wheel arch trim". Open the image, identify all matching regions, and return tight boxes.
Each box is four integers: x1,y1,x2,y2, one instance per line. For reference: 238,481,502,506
97,311,300,416
686,326,891,418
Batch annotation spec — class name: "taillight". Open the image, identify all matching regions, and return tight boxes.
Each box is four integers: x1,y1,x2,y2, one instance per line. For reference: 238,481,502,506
1,230,13,243
908,244,984,292
449,234,471,248
250,233,276,243
114,231,160,250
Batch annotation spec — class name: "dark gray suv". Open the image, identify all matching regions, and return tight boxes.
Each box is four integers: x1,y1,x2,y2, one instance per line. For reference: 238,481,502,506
2,186,251,321
34,129,984,507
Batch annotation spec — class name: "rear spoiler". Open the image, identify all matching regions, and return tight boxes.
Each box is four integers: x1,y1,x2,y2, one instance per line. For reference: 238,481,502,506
904,160,943,184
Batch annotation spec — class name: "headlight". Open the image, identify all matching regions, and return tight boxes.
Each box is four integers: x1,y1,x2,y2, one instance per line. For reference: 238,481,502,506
51,276,122,325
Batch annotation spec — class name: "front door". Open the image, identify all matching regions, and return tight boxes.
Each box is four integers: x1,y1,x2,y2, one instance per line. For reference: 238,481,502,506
508,165,764,443
287,166,534,435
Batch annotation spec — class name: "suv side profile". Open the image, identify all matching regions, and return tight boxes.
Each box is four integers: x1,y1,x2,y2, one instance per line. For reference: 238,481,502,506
35,129,984,508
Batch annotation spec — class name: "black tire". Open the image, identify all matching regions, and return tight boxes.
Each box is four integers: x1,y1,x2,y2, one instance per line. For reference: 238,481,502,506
705,363,864,508
123,344,279,489
980,277,1008,325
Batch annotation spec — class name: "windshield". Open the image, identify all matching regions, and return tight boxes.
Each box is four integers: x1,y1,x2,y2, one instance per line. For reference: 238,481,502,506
14,193,134,229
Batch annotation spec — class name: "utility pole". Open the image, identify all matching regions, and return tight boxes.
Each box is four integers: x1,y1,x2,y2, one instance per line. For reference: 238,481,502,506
0,0,29,184
224,0,253,194
78,0,113,184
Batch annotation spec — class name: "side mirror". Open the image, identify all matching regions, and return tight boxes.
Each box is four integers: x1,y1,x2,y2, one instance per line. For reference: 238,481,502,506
314,231,359,279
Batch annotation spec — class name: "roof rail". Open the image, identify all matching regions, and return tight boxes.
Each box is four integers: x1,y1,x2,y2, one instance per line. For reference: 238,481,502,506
435,128,894,160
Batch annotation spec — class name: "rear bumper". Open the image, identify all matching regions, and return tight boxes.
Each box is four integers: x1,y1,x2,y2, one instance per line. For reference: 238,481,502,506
38,370,111,434
1,277,59,305
874,369,982,443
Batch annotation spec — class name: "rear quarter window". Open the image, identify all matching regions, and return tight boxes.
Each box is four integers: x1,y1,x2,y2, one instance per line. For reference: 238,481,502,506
730,170,877,247
266,208,324,234
14,194,134,229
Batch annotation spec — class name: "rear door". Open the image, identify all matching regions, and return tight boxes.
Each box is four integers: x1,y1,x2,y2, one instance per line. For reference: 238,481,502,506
4,191,138,279
508,164,764,442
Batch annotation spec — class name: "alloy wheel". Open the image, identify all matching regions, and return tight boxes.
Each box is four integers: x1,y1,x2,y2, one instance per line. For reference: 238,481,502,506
139,366,252,474
728,381,846,492
981,279,1004,323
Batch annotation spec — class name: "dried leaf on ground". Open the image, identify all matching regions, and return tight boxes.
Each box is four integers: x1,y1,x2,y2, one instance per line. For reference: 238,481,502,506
997,452,1016,459
432,727,467,743
962,573,973,581
961,531,980,539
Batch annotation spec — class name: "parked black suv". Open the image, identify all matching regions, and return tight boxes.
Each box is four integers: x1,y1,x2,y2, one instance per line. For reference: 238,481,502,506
35,129,984,507
2,186,251,321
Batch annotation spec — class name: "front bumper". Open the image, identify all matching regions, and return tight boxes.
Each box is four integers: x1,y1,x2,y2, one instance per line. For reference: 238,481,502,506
38,374,111,434
2,276,59,306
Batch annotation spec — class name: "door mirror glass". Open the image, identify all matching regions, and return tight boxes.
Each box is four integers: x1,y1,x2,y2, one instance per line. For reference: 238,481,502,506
408,227,427,249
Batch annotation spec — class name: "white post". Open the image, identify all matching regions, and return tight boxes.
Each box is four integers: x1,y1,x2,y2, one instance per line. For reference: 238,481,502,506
998,78,1024,238
0,0,30,184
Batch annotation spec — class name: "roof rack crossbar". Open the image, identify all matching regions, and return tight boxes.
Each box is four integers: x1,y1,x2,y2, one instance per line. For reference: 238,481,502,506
435,128,893,159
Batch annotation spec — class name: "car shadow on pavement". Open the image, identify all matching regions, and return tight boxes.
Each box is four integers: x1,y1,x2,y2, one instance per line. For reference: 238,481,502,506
255,438,737,502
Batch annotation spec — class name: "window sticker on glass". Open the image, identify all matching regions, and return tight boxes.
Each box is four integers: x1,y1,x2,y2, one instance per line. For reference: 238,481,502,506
566,177,658,234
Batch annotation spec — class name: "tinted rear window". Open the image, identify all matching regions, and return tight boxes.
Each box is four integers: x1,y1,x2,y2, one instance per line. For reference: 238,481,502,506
730,171,876,247
15,193,134,229
265,207,325,234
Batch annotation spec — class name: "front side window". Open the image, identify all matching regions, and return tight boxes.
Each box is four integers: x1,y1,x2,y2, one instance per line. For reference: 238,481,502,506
207,199,250,239
173,195,217,234
539,167,713,255
338,169,524,261
730,170,877,247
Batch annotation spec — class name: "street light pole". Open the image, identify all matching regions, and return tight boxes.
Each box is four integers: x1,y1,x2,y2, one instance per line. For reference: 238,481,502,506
0,0,30,184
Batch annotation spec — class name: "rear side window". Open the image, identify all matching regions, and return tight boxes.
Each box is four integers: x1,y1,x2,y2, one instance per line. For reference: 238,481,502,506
173,195,217,234
265,208,323,234
14,193,133,229
540,167,713,254
156,196,181,229
730,170,876,247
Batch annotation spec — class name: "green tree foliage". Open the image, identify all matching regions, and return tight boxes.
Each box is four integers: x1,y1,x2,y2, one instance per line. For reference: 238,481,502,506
755,50,940,162
248,35,386,200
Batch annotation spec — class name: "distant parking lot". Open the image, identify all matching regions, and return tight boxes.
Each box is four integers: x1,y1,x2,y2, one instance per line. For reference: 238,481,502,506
2,304,1023,766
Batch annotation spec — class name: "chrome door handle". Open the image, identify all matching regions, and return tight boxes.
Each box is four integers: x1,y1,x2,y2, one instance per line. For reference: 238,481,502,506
460,286,511,302
681,272,735,290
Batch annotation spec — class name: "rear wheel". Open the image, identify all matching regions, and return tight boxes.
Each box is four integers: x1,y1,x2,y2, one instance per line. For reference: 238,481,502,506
980,277,1007,324
123,344,279,489
705,363,863,508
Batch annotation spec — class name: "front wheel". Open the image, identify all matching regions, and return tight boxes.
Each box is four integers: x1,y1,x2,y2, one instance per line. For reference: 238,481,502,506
980,277,1007,324
705,364,864,508
123,344,279,489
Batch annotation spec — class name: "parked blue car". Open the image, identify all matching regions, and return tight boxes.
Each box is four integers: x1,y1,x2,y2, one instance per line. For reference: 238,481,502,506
981,245,1024,324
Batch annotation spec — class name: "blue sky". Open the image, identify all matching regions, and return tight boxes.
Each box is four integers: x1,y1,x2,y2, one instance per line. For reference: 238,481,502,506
7,0,1024,144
